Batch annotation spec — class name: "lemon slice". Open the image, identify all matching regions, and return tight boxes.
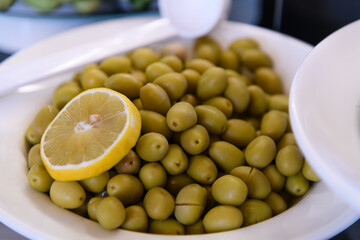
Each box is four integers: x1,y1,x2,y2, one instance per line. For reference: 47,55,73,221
40,88,141,181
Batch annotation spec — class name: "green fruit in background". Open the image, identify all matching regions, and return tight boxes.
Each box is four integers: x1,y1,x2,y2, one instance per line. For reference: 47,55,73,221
23,0,62,12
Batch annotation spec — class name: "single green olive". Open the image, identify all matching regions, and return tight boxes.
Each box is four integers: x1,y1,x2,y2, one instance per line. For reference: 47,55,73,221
264,191,287,215
180,125,210,155
166,102,197,132
285,172,310,197
211,175,248,206
277,132,297,150
241,48,272,70
87,196,102,221
107,174,144,206
268,94,289,112
130,47,159,70
181,69,201,94
224,77,250,114
160,55,184,72
135,132,169,162
185,58,215,74
50,181,86,209
145,62,174,82
262,164,286,192
254,67,282,94
104,73,143,100
247,85,268,117
209,141,245,172
221,119,256,148
197,67,227,100
203,205,243,233
160,144,188,175
203,96,233,119
185,219,205,234
153,72,188,101
121,205,148,232
148,218,185,235
27,163,54,192
96,196,126,230
229,38,259,57
52,81,82,109
245,135,277,168
260,110,288,141
143,187,175,220
80,68,107,90
139,162,167,190
139,83,171,115
275,145,304,176
219,49,239,70
80,171,109,193
140,110,173,140
99,56,132,75
186,155,217,185
27,144,42,169
239,199,272,226
195,105,228,135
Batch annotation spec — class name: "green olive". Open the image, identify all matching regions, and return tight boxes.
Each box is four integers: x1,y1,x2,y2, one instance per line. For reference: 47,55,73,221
268,94,289,112
145,62,174,82
180,94,200,107
140,110,172,140
148,218,185,235
185,219,205,234
239,199,272,226
181,69,201,94
247,85,268,116
195,105,228,135
121,205,148,232
285,172,310,197
104,73,143,99
136,132,169,162
264,192,287,215
245,135,277,168
131,47,159,70
132,98,143,110
52,81,82,109
80,68,107,90
87,196,102,221
139,83,171,115
254,67,282,94
50,181,86,209
175,183,207,225
153,72,188,101
203,96,233,119
229,38,259,57
262,164,286,192
26,104,59,145
166,102,197,132
107,174,144,206
99,56,132,75
131,69,148,85
160,55,184,72
221,119,256,148
224,77,250,113
275,145,304,176
219,49,239,70
185,58,215,74
139,162,167,190
277,132,297,150
211,175,248,206
186,155,217,185
302,161,321,182
166,173,195,196
27,163,54,192
143,187,175,220
195,44,219,64
114,150,141,174
241,49,272,70
160,144,188,175
230,166,271,199
261,110,288,141
196,67,227,100
96,196,126,230
180,125,210,155
27,144,42,168
80,171,109,193
203,205,243,233
209,141,245,172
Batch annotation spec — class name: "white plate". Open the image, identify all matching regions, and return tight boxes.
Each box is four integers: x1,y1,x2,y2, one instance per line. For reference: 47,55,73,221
0,17,359,240
290,19,360,213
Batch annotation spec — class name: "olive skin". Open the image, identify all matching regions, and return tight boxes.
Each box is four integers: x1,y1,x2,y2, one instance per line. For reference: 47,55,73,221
135,132,169,162
160,144,188,175
211,175,248,206
197,67,227,100
175,184,207,225
27,163,54,192
245,135,277,169
27,144,42,169
185,58,214,74
195,105,228,135
104,73,143,99
203,96,233,119
99,56,132,75
166,102,197,132
96,196,126,230
221,119,257,148
80,171,109,193
143,187,175,220
180,125,210,155
285,172,310,197
186,155,217,185
145,62,174,82
239,199,272,226
302,161,321,182
121,205,148,232
140,110,173,140
50,181,86,209
224,77,250,113
139,163,167,190
262,164,286,192
107,174,144,206
153,72,188,101
261,110,288,141
148,218,185,235
140,83,171,115
203,205,243,233
209,141,245,172
87,196,102,221
131,47,159,70
275,145,304,177
254,67,282,94
264,192,287,215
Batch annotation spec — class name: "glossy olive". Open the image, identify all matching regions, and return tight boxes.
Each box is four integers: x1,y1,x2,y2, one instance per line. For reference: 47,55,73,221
180,125,210,155
99,56,132,75
262,164,286,192
27,144,42,168
87,196,102,221
145,62,174,82
80,171,109,193
264,192,287,215
254,67,282,94
135,132,169,162
143,187,175,220
160,144,188,175
211,175,248,206
107,174,144,206
196,67,227,100
241,48,272,70
261,110,288,141
96,196,126,230
148,218,185,235
239,199,272,226
203,96,233,119
153,72,188,101
219,49,239,70
245,135,277,168
186,155,217,185
52,81,82,109
139,83,171,115
277,132,297,150
247,85,268,117
160,55,184,72
268,94,289,112
229,38,259,56
203,205,243,233
80,68,107,90
185,58,215,74
285,172,310,197
166,102,197,132
138,163,167,190
50,181,86,209
131,47,159,70
224,77,250,113
221,119,256,148
181,69,201,94
209,141,245,171
140,110,173,140
195,105,228,135
302,161,321,182
104,73,143,99
27,163,54,192
275,145,304,176
121,205,148,232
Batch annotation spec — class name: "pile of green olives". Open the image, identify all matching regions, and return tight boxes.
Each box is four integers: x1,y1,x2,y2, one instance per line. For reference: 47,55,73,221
26,36,320,234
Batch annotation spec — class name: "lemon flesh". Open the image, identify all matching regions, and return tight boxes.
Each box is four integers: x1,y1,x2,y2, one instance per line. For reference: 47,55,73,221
41,88,141,181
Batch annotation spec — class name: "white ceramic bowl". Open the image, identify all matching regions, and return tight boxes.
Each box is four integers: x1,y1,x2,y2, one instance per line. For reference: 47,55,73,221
0,17,358,240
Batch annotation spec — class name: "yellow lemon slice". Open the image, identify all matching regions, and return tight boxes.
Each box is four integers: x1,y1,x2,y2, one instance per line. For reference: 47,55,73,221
40,88,141,181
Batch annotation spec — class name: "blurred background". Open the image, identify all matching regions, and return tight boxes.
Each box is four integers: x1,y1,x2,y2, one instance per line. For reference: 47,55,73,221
0,0,360,239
